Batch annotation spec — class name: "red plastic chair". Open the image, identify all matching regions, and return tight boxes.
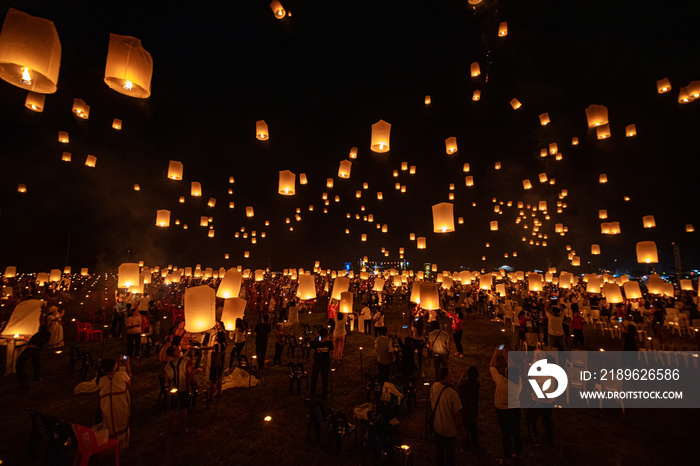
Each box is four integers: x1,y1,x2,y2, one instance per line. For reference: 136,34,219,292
83,322,102,342
76,322,87,342
72,424,119,466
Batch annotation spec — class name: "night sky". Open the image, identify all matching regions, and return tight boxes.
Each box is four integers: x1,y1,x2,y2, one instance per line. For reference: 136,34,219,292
1,0,699,274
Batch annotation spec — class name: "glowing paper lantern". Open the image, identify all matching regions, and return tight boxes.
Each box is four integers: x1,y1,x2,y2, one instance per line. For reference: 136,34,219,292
331,276,350,300
686,224,694,232
602,284,623,304
419,283,440,310
432,202,455,233
17,184,26,193
278,170,296,195
156,210,170,227
85,155,96,167
118,263,140,288
112,118,122,130
610,222,621,234
256,120,269,140
191,182,202,196
339,291,354,314
472,90,481,101
4,266,16,278
490,221,498,231
445,137,458,154
184,285,216,333
246,206,254,217
338,160,352,178
25,92,45,111
623,281,642,299
470,62,480,77
221,298,246,330
270,0,286,18
370,120,391,153
599,174,608,184
480,274,492,290
636,241,658,264
522,179,532,190
656,78,671,94
72,98,89,119
528,274,543,292
465,176,474,187
0,9,61,94
167,161,183,180
207,198,216,208
373,278,385,292
297,274,316,300
643,215,656,228
58,131,69,143
596,124,611,139
539,113,550,126
591,244,601,255
254,269,265,282
626,124,637,137
104,34,152,98
498,21,508,37
680,279,693,291
48,269,61,282
586,104,609,127
510,98,522,110
599,210,608,219
80,268,88,276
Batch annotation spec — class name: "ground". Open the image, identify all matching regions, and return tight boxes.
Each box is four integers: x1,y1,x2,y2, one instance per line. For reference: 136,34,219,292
1,294,698,466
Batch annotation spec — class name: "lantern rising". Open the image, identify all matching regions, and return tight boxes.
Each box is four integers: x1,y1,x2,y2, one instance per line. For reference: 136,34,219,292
498,21,508,37
585,104,609,127
191,182,202,196
432,202,455,233
0,8,61,94
112,118,122,130
184,285,216,333
278,170,296,195
168,161,183,180
104,34,153,98
25,92,45,111
470,62,480,77
656,78,671,94
445,137,458,154
636,241,658,264
642,215,656,228
256,120,269,140
155,210,170,227
85,155,97,167
270,0,286,19
338,160,352,178
370,120,391,153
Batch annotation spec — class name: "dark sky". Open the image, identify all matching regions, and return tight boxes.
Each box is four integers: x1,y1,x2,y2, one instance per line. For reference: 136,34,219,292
0,0,699,275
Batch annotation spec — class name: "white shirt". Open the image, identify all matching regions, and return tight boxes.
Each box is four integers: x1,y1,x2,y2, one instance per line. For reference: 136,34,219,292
334,314,347,337
431,382,462,437
491,366,521,409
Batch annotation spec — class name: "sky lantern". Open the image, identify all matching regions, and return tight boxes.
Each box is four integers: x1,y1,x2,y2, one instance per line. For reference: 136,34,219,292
370,120,391,152
361,233,367,242
470,62,480,77
191,182,202,196
207,198,216,208
510,98,522,110
480,274,492,290
246,206,254,217
538,201,547,211
603,283,623,304
49,269,61,282
331,276,350,300
339,291,354,314
254,269,265,281
216,268,243,299
85,155,97,167
278,170,296,195
549,143,558,154
680,279,693,292
401,161,408,171
601,223,611,234
270,0,286,18
472,90,481,101
373,278,386,293
458,217,464,224
416,237,426,249
498,21,508,36
463,163,470,173
538,173,548,183
626,124,637,137
432,202,455,233
409,165,416,174
528,273,543,292
494,162,501,170
572,256,581,266
445,137,458,154
591,244,601,255
72,98,90,119
555,223,563,233
168,161,183,180
155,210,170,227
17,183,26,193
419,283,440,310
297,274,316,300
200,216,209,227
0,8,61,94
25,92,45,111
636,241,658,263
348,147,358,159
80,268,88,276
58,131,69,143
338,160,352,178
208,230,215,238
104,34,152,98
465,176,474,187
184,285,216,333
610,222,621,234
599,174,608,184
424,95,431,105
256,120,269,140
571,137,579,145
539,113,550,125
686,224,694,232
490,221,498,231
221,298,246,330
118,263,140,288
4,266,17,278
112,118,122,130
655,77,671,94
596,124,611,139
623,281,642,299
326,178,334,188
642,215,656,228
599,209,608,219
585,104,609,127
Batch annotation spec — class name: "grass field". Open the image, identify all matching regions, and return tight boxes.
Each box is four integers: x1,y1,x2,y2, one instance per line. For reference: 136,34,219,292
1,295,698,466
